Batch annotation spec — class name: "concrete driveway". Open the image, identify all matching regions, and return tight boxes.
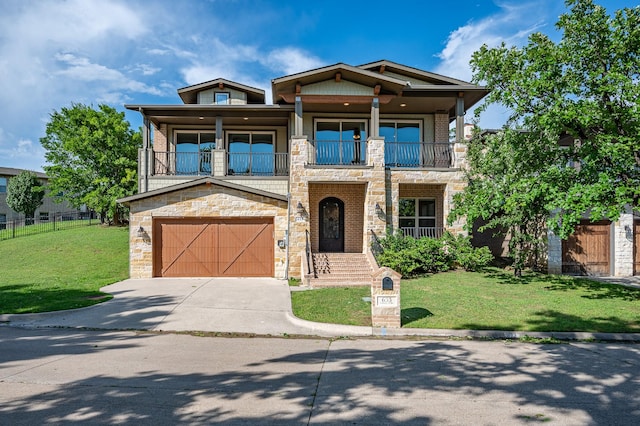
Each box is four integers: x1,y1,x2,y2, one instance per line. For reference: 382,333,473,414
1,278,369,337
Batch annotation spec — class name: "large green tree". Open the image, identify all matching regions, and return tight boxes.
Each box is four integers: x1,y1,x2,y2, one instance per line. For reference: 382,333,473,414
40,104,140,225
451,0,640,271
6,171,45,224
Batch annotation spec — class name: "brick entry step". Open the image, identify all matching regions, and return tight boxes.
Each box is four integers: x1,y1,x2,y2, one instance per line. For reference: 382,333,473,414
309,253,374,287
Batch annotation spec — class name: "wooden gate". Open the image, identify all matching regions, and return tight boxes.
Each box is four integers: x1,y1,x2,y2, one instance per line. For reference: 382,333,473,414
562,220,611,276
153,218,274,277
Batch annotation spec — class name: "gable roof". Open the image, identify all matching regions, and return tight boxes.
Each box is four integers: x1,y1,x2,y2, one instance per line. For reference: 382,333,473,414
178,78,266,104
0,167,47,179
117,177,288,205
357,60,474,86
271,62,408,104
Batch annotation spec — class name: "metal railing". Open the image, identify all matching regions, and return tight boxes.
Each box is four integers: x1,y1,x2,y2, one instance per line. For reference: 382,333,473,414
152,151,213,176
308,140,367,166
227,152,289,176
305,229,316,278
385,142,453,168
0,211,97,241
370,229,384,261
400,227,445,239
150,151,289,176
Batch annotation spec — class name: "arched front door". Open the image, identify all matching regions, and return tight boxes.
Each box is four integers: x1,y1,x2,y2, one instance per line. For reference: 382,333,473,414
319,197,344,252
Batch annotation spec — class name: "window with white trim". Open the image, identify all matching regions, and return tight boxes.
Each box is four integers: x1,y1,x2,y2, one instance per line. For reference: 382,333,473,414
215,92,230,105
399,198,436,230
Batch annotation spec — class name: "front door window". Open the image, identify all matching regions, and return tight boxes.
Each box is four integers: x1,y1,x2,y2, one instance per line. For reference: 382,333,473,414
319,197,344,252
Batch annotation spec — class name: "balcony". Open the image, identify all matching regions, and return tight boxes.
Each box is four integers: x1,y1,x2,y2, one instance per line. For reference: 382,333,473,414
307,140,367,166
385,142,453,168
149,151,289,176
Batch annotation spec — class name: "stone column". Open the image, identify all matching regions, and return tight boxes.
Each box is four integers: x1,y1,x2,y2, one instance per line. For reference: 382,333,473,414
547,229,562,274
288,136,309,279
614,211,634,276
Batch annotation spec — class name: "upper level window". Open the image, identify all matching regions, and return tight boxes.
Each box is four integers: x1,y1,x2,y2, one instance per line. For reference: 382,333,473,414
175,131,216,175
215,92,230,105
0,177,6,193
381,121,422,167
314,120,367,165
227,132,275,175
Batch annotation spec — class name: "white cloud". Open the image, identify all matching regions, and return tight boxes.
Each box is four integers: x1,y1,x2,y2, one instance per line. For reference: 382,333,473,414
261,48,325,76
0,129,46,172
435,1,559,130
434,1,549,83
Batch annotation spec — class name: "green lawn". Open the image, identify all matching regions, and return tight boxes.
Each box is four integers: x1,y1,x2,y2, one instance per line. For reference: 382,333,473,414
0,225,129,314
291,269,640,333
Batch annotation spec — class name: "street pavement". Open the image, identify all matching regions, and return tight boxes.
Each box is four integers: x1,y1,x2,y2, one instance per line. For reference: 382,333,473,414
1,277,640,424
1,326,639,425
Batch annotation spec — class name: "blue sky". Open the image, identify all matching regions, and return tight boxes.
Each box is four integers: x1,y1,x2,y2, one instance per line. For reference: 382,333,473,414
0,0,635,172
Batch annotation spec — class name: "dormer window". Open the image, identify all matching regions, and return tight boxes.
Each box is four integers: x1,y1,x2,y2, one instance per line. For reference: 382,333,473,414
215,92,230,105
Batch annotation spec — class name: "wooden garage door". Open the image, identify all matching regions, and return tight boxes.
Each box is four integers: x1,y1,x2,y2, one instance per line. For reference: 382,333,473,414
153,218,274,277
562,220,610,276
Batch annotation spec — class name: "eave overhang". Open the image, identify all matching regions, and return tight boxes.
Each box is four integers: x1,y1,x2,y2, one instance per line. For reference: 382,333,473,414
118,177,288,205
177,78,266,104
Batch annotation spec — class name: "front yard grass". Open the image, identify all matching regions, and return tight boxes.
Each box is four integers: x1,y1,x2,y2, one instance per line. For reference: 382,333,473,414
0,225,129,314
290,269,640,333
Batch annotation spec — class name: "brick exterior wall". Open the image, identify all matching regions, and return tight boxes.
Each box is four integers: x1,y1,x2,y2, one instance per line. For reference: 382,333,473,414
308,183,366,253
128,184,288,278
434,113,449,142
154,124,168,152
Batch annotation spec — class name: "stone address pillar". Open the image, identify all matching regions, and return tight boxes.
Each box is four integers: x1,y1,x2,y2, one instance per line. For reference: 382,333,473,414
371,267,402,328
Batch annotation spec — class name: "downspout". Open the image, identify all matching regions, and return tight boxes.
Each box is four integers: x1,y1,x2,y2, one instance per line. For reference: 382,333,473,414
284,192,291,280
139,107,149,193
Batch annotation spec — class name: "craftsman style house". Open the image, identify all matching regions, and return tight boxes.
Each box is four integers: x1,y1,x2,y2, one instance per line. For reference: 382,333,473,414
119,60,488,284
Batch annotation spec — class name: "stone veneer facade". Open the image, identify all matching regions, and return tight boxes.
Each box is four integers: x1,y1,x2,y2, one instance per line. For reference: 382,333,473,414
128,184,288,278
286,134,468,278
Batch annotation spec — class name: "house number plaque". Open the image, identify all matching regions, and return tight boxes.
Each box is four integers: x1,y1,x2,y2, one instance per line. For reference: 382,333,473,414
376,295,398,307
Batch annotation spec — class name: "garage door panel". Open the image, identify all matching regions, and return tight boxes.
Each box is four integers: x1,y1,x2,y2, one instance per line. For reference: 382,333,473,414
154,218,273,277
159,222,219,277
562,221,610,276
219,222,273,277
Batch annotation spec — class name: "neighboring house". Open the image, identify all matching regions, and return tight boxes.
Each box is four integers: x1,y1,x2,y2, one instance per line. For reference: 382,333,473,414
467,131,640,277
118,60,489,283
0,167,80,227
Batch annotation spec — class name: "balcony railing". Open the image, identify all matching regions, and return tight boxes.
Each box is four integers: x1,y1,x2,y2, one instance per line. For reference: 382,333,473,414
400,227,445,239
150,151,288,176
152,151,213,176
227,152,289,176
385,142,453,168
308,140,367,166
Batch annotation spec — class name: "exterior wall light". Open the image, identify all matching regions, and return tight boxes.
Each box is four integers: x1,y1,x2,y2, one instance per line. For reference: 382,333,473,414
137,226,145,237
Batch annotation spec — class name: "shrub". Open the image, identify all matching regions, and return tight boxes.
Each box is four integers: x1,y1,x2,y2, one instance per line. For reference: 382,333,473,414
443,232,494,271
374,231,493,276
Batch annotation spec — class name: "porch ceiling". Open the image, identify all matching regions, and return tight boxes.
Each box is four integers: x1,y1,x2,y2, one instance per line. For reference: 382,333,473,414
125,104,294,127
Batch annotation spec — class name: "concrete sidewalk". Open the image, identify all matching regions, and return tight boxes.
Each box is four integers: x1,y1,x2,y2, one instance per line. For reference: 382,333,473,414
2,277,639,341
